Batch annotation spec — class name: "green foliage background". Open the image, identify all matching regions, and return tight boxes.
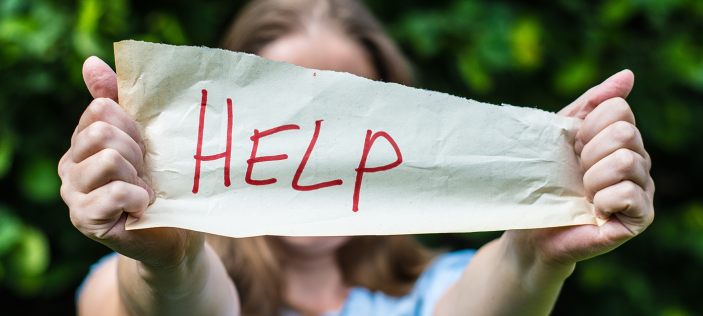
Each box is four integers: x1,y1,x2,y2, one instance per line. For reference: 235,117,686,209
0,0,701,315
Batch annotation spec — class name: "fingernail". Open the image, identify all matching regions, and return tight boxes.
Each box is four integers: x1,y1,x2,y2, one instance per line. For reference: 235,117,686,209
596,213,611,220
575,139,583,154
146,185,155,202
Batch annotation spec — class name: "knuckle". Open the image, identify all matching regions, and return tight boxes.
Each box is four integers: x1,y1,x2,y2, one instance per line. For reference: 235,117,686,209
107,181,132,209
647,206,655,224
611,97,629,110
605,97,629,115
85,98,112,120
611,121,637,145
85,121,114,144
618,181,638,202
614,148,637,173
611,97,636,124
97,149,139,184
98,148,124,173
67,198,89,232
128,166,139,184
58,158,67,178
59,183,70,201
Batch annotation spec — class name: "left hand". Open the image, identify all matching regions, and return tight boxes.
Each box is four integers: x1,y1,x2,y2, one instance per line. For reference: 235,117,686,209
505,70,655,267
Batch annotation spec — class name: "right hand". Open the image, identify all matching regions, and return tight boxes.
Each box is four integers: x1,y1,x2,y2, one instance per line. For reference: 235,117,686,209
59,56,204,268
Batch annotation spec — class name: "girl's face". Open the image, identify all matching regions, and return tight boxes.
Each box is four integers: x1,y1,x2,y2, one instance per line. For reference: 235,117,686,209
258,26,379,81
258,26,378,257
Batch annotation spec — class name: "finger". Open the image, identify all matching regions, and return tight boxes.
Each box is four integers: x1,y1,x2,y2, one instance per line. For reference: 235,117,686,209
580,121,647,171
593,180,654,234
583,148,649,200
59,152,76,204
558,69,634,119
72,98,145,155
58,151,71,180
71,121,144,175
70,181,150,240
83,56,118,102
574,97,636,154
70,148,140,193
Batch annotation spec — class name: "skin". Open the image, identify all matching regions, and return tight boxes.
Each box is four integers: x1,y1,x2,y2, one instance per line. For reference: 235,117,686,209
259,27,375,315
62,25,653,316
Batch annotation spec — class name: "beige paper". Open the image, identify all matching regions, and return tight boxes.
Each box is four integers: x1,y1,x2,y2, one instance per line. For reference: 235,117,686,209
114,40,600,238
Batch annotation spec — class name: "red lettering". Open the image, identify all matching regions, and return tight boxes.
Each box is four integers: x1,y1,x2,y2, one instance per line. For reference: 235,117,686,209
352,130,402,212
292,120,343,191
192,89,233,194
246,124,300,185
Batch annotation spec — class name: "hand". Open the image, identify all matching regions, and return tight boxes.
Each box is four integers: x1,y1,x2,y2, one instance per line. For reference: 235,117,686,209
59,57,203,268
504,70,655,268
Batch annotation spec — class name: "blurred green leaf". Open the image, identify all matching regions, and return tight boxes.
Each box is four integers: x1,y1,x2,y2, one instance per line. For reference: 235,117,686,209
19,157,61,203
458,51,492,93
11,274,45,297
0,206,23,255
649,101,693,152
101,0,129,36
0,0,67,59
576,257,617,292
0,0,24,16
638,0,686,28
73,0,106,57
0,132,12,179
391,13,441,58
149,13,190,45
24,69,53,93
10,226,50,278
660,307,690,316
510,16,542,69
682,203,703,229
0,207,50,295
600,0,633,26
75,0,103,37
554,58,597,95
661,36,703,91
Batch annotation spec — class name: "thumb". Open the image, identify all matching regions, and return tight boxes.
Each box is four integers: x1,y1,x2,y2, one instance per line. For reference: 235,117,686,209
82,56,119,102
557,69,634,119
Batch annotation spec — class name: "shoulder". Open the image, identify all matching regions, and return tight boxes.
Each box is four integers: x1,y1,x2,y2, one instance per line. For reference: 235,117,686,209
410,249,475,315
338,249,475,316
419,249,475,283
76,253,130,316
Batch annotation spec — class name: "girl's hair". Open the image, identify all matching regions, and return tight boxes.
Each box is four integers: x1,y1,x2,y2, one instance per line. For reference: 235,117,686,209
220,0,413,85
212,0,430,315
206,235,434,316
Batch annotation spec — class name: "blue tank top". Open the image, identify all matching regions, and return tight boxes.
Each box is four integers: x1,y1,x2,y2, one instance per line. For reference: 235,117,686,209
281,249,475,316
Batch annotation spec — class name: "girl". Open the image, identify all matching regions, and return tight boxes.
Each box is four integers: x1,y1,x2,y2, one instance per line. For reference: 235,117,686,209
61,0,654,315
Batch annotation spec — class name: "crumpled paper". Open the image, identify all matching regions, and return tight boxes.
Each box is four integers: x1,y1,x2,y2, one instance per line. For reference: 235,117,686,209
114,40,601,238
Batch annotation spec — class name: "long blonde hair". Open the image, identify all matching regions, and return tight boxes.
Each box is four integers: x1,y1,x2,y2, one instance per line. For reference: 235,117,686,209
211,1,431,315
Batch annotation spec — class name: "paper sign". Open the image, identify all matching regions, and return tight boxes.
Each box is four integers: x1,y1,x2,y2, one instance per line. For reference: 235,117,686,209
114,40,600,238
